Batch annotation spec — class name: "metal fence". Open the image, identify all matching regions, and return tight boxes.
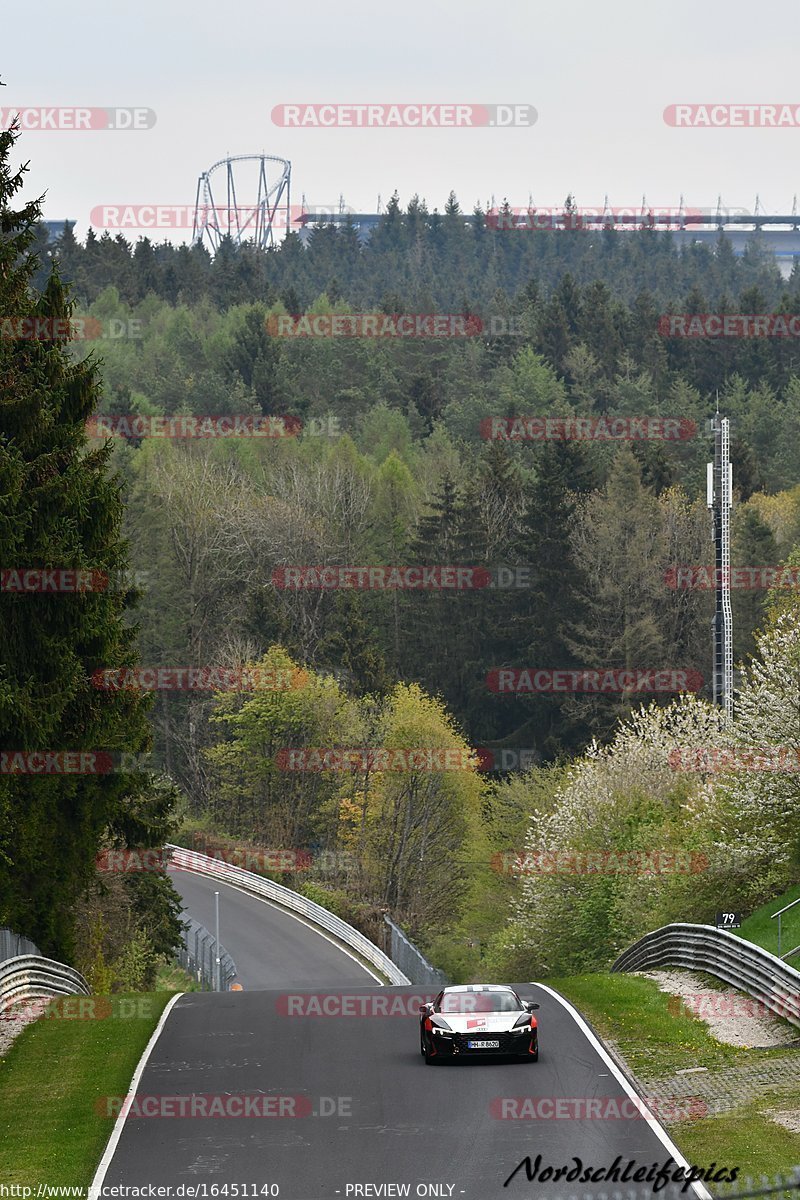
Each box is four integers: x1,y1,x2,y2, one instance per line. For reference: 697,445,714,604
612,922,800,1028
0,927,41,964
383,916,449,987
176,916,238,991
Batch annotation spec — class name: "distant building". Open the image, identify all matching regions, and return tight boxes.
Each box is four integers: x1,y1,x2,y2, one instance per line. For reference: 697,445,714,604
297,212,381,244
42,220,76,241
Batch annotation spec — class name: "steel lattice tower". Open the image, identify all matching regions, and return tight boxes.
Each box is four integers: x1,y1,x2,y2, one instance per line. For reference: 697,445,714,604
192,154,291,251
707,413,734,719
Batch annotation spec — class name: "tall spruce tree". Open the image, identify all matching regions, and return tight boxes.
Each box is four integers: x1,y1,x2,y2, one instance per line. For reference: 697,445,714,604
0,116,152,957
504,441,596,758
732,505,780,666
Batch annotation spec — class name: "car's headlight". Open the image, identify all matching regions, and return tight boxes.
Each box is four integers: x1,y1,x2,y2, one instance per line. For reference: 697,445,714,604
512,1013,535,1030
432,1025,453,1036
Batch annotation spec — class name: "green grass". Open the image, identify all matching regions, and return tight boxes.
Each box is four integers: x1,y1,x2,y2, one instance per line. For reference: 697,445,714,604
155,961,202,991
550,972,800,1177
548,972,790,1077
677,1098,800,1178
736,883,800,958
0,991,175,1186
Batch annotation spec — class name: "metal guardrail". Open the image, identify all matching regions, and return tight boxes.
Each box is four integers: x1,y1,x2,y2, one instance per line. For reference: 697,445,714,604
177,915,237,990
384,916,449,987
166,844,411,985
612,922,800,1028
0,954,90,1011
0,927,41,963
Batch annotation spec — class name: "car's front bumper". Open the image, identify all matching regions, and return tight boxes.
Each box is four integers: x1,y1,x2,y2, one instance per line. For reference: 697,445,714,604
425,1029,538,1058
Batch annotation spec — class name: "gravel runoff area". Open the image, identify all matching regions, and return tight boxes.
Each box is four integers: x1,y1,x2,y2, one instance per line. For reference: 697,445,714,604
629,969,800,1129
0,997,54,1057
640,968,799,1048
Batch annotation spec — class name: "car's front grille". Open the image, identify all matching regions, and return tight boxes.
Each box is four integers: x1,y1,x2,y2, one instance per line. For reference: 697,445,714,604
453,1031,520,1052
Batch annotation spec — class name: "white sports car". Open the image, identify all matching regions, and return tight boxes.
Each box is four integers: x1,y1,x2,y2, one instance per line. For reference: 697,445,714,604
419,984,539,1063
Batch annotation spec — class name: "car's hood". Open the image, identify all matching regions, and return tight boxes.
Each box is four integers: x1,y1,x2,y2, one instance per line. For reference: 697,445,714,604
433,1012,528,1034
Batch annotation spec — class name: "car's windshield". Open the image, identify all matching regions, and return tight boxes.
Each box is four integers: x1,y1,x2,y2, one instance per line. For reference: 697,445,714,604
437,991,520,1014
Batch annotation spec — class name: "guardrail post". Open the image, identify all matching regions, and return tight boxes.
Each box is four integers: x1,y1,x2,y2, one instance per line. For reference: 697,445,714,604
214,890,221,992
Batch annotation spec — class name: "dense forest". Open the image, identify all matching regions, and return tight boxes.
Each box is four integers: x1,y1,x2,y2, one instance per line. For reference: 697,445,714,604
5,142,800,978
44,204,800,772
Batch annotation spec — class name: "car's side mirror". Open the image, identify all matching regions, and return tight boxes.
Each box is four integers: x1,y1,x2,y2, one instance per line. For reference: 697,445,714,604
525,1002,540,1011
419,1004,431,1015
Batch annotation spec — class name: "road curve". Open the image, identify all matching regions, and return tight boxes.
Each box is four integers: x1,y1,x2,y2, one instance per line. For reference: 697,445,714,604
94,868,703,1199
169,866,378,989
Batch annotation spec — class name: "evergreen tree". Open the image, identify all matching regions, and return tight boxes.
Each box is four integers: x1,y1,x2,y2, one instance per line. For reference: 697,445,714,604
504,441,595,758
225,304,282,412
0,117,153,957
567,448,672,740
400,473,471,712
732,505,780,665
317,590,392,697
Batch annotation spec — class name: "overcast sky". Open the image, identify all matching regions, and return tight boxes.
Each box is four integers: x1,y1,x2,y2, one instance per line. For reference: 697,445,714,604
5,0,800,240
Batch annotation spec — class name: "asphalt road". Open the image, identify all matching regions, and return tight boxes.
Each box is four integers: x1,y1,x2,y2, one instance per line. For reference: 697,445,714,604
95,870,700,1200
169,868,377,989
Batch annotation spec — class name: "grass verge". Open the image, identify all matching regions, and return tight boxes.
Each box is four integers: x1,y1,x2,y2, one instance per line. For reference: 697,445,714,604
155,962,202,991
736,884,800,958
0,991,174,1186
551,972,800,1177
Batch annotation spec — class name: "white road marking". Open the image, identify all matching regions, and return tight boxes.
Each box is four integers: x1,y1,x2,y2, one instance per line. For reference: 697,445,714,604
89,991,184,1198
531,982,713,1200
